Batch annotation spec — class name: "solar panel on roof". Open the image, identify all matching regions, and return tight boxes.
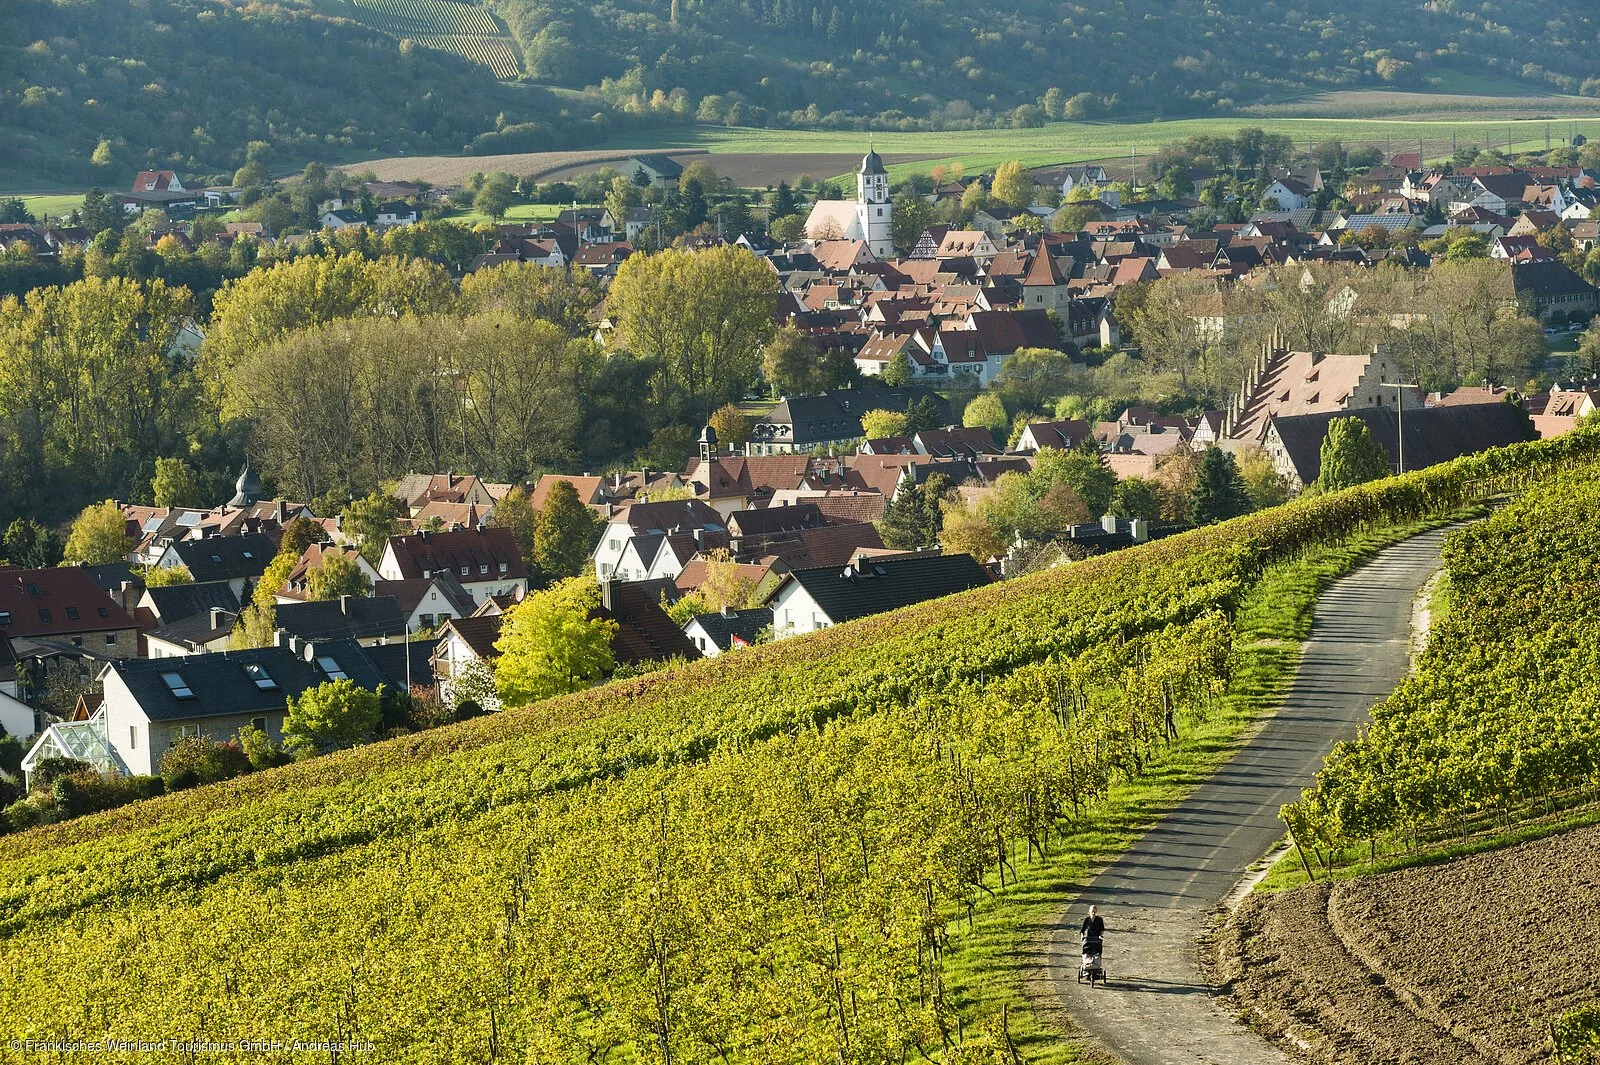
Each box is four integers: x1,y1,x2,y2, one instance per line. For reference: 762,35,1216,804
142,518,164,534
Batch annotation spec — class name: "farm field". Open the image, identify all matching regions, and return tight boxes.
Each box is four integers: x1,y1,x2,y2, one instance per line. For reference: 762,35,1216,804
1219,824,1600,1062
346,105,1600,189
15,193,85,221
432,201,597,224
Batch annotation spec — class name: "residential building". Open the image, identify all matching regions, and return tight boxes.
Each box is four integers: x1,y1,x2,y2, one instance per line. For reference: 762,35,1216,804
683,607,773,657
378,527,529,604
767,553,990,638
0,566,140,660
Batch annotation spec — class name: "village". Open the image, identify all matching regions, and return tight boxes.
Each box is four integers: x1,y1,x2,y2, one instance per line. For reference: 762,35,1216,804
3,138,1600,831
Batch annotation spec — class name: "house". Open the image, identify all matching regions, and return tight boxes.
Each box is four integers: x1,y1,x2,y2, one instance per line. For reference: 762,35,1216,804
935,230,999,262
768,553,990,638
393,472,497,513
432,614,503,710
137,582,241,632
1508,260,1600,322
0,566,140,660
374,201,418,227
0,635,38,739
320,209,365,230
132,170,185,195
71,637,386,779
596,579,700,665
558,208,616,244
1222,346,1423,442
1015,419,1092,453
1261,403,1539,490
912,426,1001,459
593,499,728,581
572,242,636,276
276,544,380,602
622,155,684,190
160,533,278,600
378,527,529,605
748,385,951,455
682,452,814,514
683,607,773,657
1263,178,1312,212
373,575,477,632
1053,165,1109,198
270,596,409,646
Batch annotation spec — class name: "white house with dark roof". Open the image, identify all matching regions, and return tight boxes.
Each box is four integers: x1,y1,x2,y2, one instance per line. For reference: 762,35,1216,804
378,526,529,605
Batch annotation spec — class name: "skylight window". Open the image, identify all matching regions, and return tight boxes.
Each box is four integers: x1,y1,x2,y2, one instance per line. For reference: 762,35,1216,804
243,662,278,691
66,607,79,620
161,672,195,699
0,612,10,625
38,609,51,623
316,656,348,681
211,555,222,563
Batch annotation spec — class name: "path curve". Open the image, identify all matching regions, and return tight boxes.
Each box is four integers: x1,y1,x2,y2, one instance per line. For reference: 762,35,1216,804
1039,529,1452,1065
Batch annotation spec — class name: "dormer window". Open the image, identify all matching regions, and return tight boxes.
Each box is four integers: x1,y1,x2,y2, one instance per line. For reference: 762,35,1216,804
316,655,348,681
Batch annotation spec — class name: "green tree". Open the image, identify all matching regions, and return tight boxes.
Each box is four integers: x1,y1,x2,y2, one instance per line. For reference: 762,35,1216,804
342,491,402,566
762,324,821,396
606,246,778,413
491,484,537,571
708,403,751,448
991,160,1033,209
1188,447,1252,524
1110,477,1163,521
890,193,935,251
860,409,909,439
279,516,327,558
881,483,930,550
1236,445,1291,509
962,393,1009,434
283,678,382,757
141,564,193,587
305,552,372,601
234,159,269,191
151,457,200,508
903,395,944,435
62,501,132,565
1030,447,1116,514
494,577,617,708
3,519,61,568
473,172,517,219
882,350,914,387
1316,417,1392,492
534,480,599,579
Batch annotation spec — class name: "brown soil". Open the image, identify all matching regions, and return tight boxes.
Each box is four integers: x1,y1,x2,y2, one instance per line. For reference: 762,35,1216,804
1218,824,1600,1063
353,150,938,188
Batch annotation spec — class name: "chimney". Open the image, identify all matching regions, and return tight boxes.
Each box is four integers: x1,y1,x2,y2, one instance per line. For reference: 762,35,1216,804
277,500,286,523
598,576,616,613
721,604,733,617
339,594,352,616
1101,513,1119,534
1130,518,1149,543
274,629,289,649
210,606,226,630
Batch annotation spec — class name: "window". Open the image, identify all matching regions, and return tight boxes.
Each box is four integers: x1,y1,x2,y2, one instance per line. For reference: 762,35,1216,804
98,606,108,617
0,612,10,625
251,717,267,733
71,637,82,647
174,723,201,741
26,584,38,596
243,551,254,560
129,726,137,750
66,606,79,620
243,662,278,691
161,672,195,699
460,566,469,576
498,562,507,574
211,555,222,563
316,656,348,681
106,634,116,646
38,609,51,623
479,563,489,574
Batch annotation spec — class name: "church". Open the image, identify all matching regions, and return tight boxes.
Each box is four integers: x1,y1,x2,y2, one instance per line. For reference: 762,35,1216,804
803,149,893,258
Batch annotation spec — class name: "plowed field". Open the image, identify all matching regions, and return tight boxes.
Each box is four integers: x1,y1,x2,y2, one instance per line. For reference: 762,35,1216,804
1219,824,1600,1063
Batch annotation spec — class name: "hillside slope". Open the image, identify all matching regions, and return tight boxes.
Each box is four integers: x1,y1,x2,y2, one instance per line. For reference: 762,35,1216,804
2,430,1596,1060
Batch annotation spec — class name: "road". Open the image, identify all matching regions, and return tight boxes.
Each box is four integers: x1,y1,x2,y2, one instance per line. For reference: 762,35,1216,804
1039,529,1451,1065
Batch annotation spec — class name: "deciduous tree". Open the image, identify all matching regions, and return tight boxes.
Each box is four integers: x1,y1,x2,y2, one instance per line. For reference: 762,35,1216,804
283,678,382,757
534,480,599,579
306,552,372,601
494,577,617,707
1316,417,1391,491
62,501,132,565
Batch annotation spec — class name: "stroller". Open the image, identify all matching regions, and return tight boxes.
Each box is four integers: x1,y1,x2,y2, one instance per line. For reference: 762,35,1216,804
1077,931,1105,987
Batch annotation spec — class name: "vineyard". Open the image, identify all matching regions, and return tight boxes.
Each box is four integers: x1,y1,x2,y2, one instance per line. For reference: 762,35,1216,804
1,429,1597,1061
1284,456,1600,866
316,0,523,78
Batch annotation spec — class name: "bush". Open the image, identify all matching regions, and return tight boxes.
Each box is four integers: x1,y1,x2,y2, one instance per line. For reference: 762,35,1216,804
236,725,289,771
2,794,58,833
29,757,93,791
0,733,23,778
159,737,251,791
50,770,162,819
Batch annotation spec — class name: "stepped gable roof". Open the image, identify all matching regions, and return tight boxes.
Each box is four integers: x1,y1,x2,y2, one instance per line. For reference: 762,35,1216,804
1228,349,1376,441
273,596,408,642
0,566,137,639
142,582,242,625
599,581,700,664
170,533,277,584
1268,403,1538,486
383,526,528,582
113,639,386,722
777,553,990,625
685,608,773,652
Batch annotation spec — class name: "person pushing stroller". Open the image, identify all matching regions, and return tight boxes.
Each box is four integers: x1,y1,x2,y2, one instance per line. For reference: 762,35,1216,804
1077,905,1106,986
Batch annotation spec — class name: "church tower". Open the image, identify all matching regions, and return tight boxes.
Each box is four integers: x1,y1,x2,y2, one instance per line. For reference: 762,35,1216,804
855,149,893,258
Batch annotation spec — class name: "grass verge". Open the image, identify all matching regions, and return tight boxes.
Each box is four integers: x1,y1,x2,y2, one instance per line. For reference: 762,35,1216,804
934,515,1461,1062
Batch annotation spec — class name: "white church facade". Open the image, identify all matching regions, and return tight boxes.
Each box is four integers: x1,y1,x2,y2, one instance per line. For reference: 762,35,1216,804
803,150,893,258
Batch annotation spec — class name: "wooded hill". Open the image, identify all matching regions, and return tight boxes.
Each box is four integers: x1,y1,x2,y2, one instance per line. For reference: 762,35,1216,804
5,0,1598,185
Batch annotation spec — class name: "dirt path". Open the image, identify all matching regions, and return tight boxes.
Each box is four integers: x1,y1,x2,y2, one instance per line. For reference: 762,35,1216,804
1034,530,1452,1065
